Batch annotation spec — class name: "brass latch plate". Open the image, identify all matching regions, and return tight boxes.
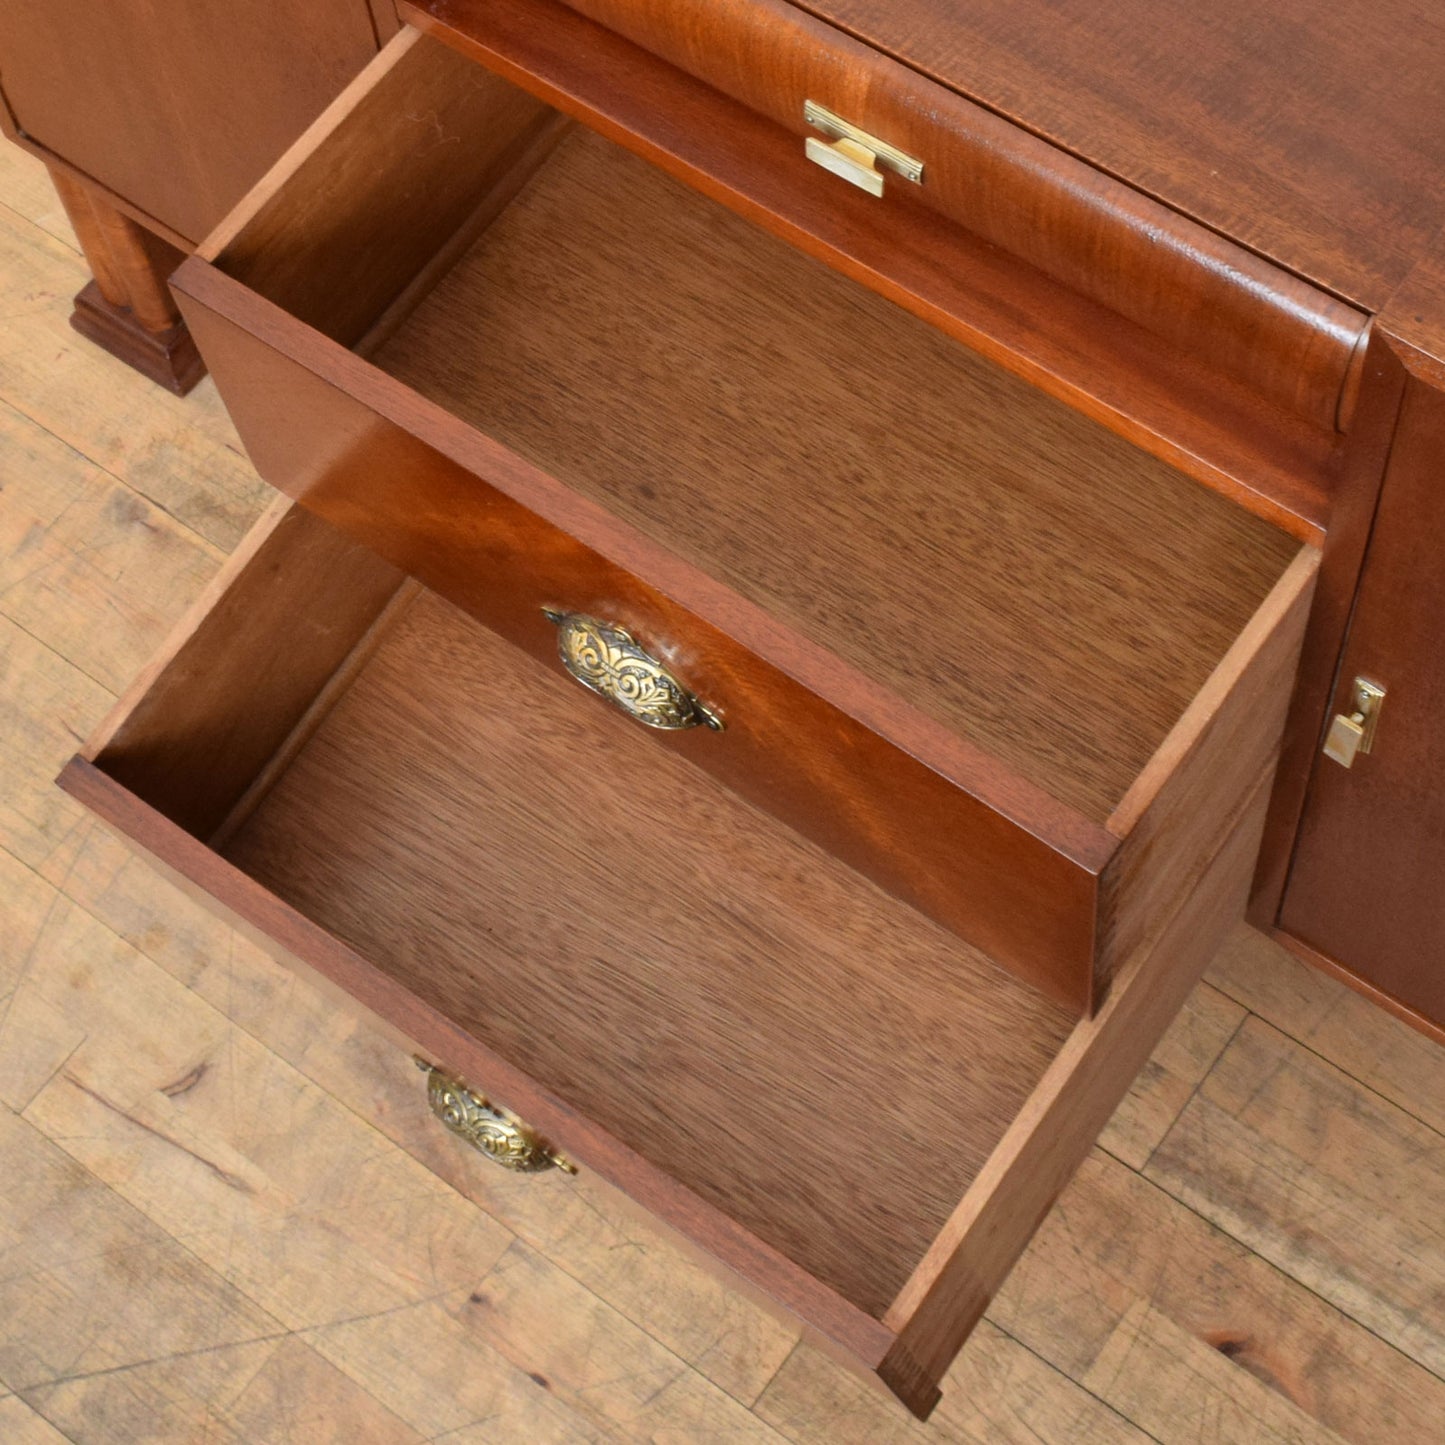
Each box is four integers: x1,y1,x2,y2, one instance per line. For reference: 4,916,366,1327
803,101,924,196
1323,677,1386,768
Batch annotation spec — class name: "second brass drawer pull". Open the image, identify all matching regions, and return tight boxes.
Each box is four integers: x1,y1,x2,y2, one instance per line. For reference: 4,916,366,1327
418,1059,576,1175
544,610,722,732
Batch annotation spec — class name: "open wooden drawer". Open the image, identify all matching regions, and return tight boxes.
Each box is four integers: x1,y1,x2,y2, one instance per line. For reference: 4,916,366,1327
167,29,1319,1015
63,501,1287,1417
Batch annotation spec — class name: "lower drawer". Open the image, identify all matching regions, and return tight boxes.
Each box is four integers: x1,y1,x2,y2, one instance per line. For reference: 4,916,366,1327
63,501,1273,1417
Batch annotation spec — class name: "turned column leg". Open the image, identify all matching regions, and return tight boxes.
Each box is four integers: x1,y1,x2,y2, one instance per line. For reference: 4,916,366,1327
48,166,205,395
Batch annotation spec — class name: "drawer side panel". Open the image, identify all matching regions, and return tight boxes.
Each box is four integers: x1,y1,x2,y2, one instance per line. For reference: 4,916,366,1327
882,770,1275,1386
88,502,405,840
1097,547,1320,995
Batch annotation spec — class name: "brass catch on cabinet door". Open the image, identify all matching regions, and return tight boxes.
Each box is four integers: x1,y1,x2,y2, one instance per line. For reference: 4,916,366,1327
1323,678,1386,768
803,101,924,197
543,610,723,732
417,1059,577,1175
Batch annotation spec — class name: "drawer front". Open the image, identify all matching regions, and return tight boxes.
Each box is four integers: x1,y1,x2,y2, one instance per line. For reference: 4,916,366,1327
415,0,1367,432
60,500,1276,1419
171,268,1104,1011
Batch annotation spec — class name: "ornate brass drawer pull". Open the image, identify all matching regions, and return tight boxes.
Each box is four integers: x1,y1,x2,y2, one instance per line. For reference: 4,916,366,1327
543,610,723,732
417,1059,576,1175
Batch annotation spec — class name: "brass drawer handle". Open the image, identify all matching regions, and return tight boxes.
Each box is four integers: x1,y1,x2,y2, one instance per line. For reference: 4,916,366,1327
543,610,722,732
417,1059,576,1175
803,100,924,197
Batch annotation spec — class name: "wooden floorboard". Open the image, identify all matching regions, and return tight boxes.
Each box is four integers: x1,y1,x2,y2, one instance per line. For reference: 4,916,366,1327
0,144,269,554
1146,1016,1445,1383
2,142,1443,1443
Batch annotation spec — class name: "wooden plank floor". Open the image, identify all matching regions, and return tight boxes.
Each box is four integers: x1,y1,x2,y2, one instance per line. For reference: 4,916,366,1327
2,141,1443,1443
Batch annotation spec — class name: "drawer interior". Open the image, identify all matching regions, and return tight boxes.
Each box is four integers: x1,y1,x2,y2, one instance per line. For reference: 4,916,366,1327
201,32,1301,826
68,28,1325,1411
83,505,1074,1323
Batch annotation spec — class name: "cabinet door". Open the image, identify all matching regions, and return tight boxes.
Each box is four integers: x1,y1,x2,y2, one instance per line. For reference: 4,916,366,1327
1281,370,1445,1031
0,0,388,244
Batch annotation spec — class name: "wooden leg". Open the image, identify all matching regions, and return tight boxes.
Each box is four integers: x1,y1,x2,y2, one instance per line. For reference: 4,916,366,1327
48,167,205,395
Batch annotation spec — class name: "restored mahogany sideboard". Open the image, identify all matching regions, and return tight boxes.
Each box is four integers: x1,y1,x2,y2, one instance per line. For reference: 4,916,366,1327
5,0,1445,1417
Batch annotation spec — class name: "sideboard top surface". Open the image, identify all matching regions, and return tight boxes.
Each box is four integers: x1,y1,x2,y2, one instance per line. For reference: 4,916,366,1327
795,0,1445,314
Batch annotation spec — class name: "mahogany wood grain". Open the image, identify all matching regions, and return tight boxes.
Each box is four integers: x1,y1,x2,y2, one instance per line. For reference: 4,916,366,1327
47,167,203,395
883,772,1275,1386
1280,351,1445,1032
463,0,1366,433
200,31,561,352
53,508,1079,1413
90,502,404,840
58,498,1313,1416
167,32,1312,1010
0,0,383,245
1250,328,1411,927
371,126,1298,822
172,235,1308,1014
221,588,1077,1319
1098,550,1317,993
172,263,1107,1011
57,755,909,1401
774,0,1445,316
404,2,1340,537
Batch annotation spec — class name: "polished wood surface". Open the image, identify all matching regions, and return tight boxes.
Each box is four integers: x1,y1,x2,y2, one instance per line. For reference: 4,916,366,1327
65,506,1315,1408
219,585,1076,1322
409,0,1343,537
543,0,1368,431
374,126,1297,821
1272,244,1445,1034
46,168,203,395
1249,328,1411,929
1281,357,1445,1030
5,155,1445,1431
779,0,1445,313
168,33,1311,1009
0,0,384,244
